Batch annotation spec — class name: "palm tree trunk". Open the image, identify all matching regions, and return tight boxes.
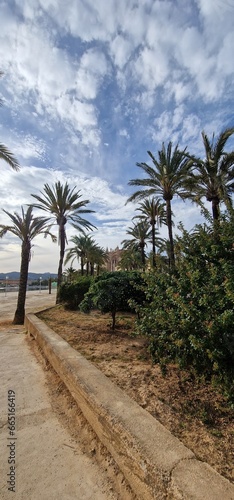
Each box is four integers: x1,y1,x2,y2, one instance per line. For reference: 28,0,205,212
152,221,156,267
212,199,221,242
81,257,84,276
212,199,220,221
56,223,65,303
140,243,145,271
13,240,30,324
166,199,175,269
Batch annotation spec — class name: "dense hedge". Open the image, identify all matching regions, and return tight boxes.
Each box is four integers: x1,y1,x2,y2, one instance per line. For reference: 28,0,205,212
59,276,93,309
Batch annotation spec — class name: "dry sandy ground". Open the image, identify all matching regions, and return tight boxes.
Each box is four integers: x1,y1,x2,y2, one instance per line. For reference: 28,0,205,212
0,292,123,500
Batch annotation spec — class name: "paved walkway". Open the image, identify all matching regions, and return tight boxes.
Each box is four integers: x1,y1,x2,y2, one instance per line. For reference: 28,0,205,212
0,291,116,499
0,289,57,322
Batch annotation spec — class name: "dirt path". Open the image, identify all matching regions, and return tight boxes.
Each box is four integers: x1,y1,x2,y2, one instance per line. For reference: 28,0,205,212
0,292,119,500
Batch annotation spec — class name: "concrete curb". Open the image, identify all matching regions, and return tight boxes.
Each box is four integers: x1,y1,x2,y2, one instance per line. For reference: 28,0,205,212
25,313,234,500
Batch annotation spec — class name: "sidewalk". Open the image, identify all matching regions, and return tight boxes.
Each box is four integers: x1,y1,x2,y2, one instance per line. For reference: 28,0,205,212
0,291,117,499
0,289,57,322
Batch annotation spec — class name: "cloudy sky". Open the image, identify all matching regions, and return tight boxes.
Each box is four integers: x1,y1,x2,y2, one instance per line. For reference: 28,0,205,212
0,0,234,274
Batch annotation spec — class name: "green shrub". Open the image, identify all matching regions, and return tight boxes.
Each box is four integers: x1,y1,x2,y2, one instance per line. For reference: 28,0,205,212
60,276,93,310
80,271,146,329
136,216,234,401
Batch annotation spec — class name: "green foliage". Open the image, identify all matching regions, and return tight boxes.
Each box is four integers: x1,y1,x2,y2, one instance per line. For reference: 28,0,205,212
136,214,234,401
60,276,93,310
80,271,146,329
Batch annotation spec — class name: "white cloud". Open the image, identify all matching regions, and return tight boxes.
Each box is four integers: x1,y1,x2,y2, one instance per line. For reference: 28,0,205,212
172,105,185,129
57,96,96,127
133,46,169,90
134,90,156,111
14,135,47,161
109,35,134,70
119,129,129,139
217,32,234,76
0,13,102,147
150,108,202,151
34,0,122,42
176,26,217,99
75,49,109,100
8,26,73,102
0,5,18,72
197,0,234,46
165,79,191,105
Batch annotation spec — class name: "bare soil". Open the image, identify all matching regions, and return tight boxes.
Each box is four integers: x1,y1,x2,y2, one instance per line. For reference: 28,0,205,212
38,306,234,484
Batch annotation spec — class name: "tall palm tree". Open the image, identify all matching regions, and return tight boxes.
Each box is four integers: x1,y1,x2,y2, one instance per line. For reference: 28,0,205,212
187,128,234,221
0,206,56,324
127,142,193,269
133,197,166,267
82,235,99,276
31,181,95,302
121,220,151,270
0,72,20,171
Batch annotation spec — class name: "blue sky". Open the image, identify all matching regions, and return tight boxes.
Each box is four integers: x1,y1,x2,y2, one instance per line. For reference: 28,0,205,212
0,0,234,273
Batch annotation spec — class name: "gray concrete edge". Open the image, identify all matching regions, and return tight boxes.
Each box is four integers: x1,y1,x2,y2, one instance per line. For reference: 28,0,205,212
24,313,234,500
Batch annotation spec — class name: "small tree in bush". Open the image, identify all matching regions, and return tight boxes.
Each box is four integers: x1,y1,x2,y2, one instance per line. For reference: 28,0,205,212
80,271,146,330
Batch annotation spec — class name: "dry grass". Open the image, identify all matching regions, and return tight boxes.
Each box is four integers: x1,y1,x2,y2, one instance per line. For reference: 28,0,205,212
38,306,234,484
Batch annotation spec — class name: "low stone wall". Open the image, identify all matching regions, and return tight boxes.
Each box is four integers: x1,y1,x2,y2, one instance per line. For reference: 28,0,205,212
25,313,234,500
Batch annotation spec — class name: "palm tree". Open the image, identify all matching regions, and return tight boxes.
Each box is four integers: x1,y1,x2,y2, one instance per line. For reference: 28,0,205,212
82,236,99,276
63,266,78,283
127,142,193,269
65,234,107,276
187,128,234,221
0,72,20,171
0,206,56,324
133,197,166,267
65,234,89,275
88,244,108,276
121,220,151,270
118,248,142,271
31,181,95,302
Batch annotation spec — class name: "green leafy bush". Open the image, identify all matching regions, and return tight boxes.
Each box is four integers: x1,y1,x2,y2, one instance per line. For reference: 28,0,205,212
136,216,234,401
80,271,146,329
60,276,93,310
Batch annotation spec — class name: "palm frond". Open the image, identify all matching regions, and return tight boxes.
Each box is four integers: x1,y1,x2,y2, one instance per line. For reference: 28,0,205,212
0,144,20,171
213,128,234,162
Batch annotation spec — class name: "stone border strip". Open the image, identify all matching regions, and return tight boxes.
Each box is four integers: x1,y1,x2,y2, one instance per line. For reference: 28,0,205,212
25,313,234,500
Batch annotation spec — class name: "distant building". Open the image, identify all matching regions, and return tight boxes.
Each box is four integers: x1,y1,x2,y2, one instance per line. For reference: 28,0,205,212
105,247,123,272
